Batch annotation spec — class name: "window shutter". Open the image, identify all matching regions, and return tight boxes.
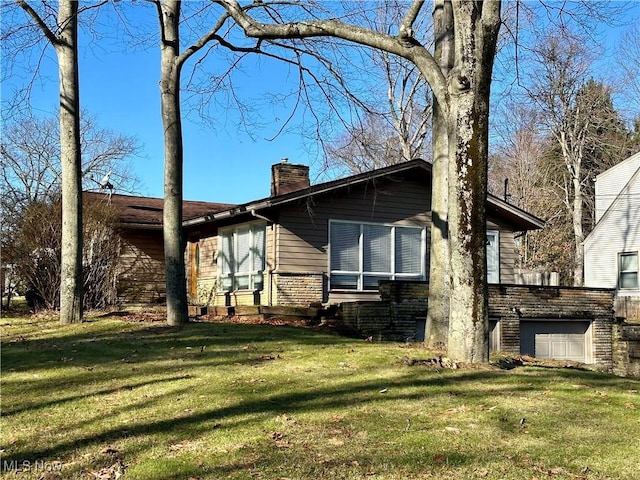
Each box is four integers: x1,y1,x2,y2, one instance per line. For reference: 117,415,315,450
395,227,422,274
331,223,360,271
363,224,391,273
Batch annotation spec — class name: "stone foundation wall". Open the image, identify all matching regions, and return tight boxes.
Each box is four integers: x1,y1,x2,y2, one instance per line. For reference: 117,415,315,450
488,285,615,368
274,272,324,306
341,302,423,342
613,322,640,378
487,285,614,319
341,282,618,371
342,281,429,342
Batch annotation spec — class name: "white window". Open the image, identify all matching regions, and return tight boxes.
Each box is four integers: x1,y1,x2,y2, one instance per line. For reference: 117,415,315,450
329,221,425,291
218,223,266,291
619,252,639,289
487,230,500,284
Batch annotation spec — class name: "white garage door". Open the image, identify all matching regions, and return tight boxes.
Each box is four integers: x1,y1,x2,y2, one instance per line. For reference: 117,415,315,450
520,320,591,363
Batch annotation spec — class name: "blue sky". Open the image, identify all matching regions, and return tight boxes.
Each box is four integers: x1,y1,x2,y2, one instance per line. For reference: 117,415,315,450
2,1,638,205
2,2,328,204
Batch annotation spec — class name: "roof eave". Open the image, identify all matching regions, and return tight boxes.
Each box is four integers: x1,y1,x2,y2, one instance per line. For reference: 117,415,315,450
116,222,163,231
184,159,432,226
487,195,545,231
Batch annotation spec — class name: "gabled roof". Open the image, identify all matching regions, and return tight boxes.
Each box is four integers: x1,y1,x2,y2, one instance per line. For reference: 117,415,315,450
595,150,640,184
584,156,640,245
486,195,545,231
184,159,430,225
84,191,236,229
183,159,545,231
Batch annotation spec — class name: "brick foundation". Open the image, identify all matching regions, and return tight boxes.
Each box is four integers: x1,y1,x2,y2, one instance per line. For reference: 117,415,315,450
613,321,640,378
273,272,324,306
341,282,618,371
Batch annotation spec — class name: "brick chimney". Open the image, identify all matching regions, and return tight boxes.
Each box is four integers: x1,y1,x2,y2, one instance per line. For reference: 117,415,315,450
271,158,310,196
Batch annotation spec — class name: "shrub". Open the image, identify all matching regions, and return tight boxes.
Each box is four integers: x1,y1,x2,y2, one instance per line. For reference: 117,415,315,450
5,195,121,311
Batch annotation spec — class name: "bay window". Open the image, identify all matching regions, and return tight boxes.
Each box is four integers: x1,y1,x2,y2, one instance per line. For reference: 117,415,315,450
329,220,425,291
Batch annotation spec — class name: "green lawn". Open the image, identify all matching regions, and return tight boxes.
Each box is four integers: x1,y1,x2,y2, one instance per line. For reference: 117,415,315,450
1,312,639,480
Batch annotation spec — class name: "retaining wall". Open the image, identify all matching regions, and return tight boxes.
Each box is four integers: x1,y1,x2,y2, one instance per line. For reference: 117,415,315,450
341,281,622,373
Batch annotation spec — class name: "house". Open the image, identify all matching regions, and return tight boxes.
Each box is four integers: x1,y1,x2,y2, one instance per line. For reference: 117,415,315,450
584,151,640,319
84,191,234,304
180,159,545,308
95,159,544,307
89,160,630,368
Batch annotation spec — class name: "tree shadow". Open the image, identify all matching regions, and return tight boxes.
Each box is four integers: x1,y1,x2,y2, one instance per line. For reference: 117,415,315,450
2,316,638,478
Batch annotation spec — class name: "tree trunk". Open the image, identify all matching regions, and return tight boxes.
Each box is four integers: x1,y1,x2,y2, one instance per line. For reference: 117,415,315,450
572,174,584,286
445,1,500,363
159,0,188,325
56,0,83,324
425,0,453,348
203,0,503,362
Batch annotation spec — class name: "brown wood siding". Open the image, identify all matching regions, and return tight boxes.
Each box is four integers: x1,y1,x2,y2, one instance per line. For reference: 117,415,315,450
487,215,517,284
117,229,166,303
196,235,218,281
276,178,432,274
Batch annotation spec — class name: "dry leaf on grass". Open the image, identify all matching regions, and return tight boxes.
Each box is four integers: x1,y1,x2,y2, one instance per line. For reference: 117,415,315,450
85,460,126,480
445,405,469,414
169,440,200,452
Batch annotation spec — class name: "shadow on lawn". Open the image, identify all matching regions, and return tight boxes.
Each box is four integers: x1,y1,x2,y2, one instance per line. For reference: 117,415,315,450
1,318,358,413
3,315,639,476
0,318,350,369
6,362,637,465
5,368,505,459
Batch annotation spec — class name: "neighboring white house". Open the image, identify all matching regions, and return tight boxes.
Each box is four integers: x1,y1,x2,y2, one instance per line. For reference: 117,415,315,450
584,151,640,298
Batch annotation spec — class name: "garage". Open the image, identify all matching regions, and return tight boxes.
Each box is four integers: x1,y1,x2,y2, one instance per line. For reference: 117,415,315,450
520,320,592,363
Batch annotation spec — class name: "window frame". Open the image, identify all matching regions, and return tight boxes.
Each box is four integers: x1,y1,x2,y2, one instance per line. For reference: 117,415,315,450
486,230,500,284
217,221,266,292
618,251,639,290
328,220,426,292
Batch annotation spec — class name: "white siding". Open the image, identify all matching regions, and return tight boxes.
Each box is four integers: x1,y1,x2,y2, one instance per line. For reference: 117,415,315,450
595,151,640,223
584,153,640,296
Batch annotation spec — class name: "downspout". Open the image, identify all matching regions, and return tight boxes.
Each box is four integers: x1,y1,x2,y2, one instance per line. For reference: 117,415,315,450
251,209,275,306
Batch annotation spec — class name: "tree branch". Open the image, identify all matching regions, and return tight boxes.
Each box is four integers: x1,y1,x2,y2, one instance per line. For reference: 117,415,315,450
214,0,449,108
16,0,58,46
399,0,424,43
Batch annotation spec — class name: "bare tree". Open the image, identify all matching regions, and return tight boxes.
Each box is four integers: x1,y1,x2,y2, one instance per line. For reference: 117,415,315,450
151,0,254,326
1,112,140,308
425,0,453,349
215,0,500,363
12,0,86,323
0,115,61,209
322,51,432,176
4,196,121,311
148,0,380,325
488,103,546,208
0,112,140,212
523,34,632,285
